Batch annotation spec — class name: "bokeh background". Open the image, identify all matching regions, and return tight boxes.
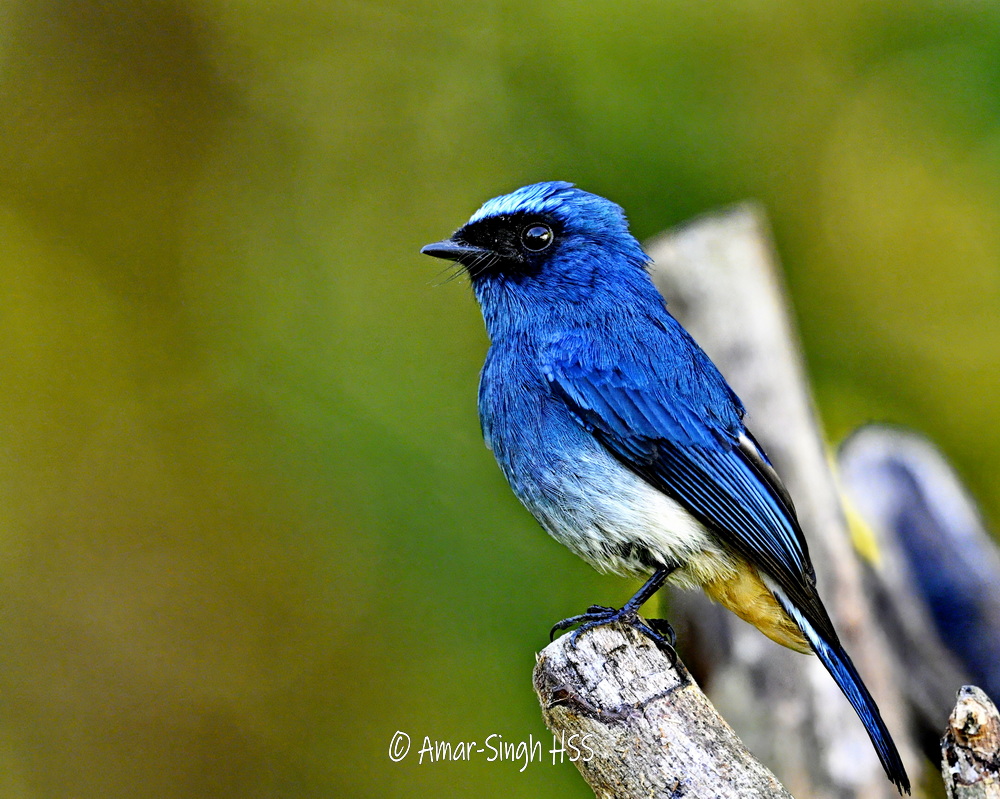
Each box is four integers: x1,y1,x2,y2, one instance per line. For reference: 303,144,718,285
0,1,997,797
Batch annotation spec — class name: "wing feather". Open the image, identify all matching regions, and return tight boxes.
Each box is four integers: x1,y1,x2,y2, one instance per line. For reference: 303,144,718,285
543,332,827,626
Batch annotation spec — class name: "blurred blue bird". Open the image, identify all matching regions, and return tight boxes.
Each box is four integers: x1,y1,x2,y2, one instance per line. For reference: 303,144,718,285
422,181,909,792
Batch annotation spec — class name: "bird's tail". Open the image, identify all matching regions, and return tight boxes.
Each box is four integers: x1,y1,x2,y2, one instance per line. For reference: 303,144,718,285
778,592,910,794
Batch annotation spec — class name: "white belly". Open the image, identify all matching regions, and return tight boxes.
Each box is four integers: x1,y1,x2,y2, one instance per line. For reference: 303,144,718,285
517,448,739,586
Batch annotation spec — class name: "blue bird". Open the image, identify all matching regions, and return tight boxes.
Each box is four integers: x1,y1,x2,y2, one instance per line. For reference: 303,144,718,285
422,181,909,792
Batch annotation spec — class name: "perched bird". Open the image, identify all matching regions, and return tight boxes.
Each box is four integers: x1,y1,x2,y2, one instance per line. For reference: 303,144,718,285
422,181,909,792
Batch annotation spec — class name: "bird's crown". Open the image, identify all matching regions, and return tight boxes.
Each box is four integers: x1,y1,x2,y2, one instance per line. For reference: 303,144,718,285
468,181,627,232
469,181,577,223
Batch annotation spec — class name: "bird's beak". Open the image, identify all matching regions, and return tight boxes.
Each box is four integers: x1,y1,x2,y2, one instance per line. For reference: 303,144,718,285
420,239,492,265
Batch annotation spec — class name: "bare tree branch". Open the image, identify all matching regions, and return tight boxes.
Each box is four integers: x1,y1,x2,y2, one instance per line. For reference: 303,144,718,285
533,622,795,799
641,205,917,798
942,686,1000,799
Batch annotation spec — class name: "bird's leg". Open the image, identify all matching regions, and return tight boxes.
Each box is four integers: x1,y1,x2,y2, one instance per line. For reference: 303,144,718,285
549,567,677,656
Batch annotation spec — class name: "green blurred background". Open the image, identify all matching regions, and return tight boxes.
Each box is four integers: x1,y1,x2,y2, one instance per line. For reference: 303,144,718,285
0,1,997,796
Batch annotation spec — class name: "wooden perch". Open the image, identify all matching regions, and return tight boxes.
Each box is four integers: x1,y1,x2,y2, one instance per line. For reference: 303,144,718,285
942,686,1000,799
630,205,914,797
533,621,794,798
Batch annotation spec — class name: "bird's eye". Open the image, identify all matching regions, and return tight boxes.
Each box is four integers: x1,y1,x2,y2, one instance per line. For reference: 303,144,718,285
521,224,553,252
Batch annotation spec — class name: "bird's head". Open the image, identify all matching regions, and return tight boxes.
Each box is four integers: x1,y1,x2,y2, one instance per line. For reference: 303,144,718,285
421,182,654,335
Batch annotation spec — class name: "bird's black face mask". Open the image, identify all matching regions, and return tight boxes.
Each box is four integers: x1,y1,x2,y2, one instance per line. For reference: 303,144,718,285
421,212,561,281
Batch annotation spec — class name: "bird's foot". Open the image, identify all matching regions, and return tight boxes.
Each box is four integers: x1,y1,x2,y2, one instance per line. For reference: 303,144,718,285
548,604,614,643
549,604,677,662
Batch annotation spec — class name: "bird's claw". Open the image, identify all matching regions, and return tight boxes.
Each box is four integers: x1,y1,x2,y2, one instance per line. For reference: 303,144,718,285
646,617,677,647
548,604,618,641
550,605,678,664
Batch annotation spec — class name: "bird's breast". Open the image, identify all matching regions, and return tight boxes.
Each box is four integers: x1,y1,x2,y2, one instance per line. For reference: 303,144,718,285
478,344,724,577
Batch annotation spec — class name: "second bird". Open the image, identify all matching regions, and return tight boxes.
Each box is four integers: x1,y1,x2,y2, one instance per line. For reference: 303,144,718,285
421,181,909,793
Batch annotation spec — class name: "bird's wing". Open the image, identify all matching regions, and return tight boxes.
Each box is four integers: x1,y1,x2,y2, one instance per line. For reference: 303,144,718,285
542,331,823,618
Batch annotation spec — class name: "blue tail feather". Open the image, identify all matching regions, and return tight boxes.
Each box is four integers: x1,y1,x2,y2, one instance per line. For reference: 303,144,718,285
777,592,910,793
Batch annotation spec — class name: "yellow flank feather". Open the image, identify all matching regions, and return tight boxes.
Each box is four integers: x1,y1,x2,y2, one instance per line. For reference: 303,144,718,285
702,560,811,653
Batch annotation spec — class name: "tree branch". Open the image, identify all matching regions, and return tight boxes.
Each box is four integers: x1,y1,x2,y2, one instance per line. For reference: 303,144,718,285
533,622,794,798
643,205,915,797
942,686,1000,799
